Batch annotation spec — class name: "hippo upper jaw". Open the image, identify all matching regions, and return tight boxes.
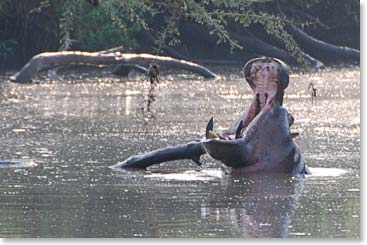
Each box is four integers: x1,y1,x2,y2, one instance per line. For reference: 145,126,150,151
233,58,288,139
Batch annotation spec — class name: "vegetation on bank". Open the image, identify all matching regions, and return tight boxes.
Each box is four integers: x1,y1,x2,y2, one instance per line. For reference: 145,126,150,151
0,0,360,69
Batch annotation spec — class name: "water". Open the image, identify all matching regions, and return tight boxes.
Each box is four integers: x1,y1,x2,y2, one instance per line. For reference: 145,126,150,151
0,66,360,238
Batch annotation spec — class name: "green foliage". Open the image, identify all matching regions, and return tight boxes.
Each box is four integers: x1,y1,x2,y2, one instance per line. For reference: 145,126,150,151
58,0,78,50
55,0,298,56
184,1,242,51
0,0,360,67
181,1,306,63
70,2,137,51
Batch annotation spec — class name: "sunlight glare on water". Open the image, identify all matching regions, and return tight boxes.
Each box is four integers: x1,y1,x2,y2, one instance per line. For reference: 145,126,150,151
0,66,360,238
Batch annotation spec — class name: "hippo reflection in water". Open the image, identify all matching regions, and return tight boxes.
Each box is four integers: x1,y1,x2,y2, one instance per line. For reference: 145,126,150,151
112,57,310,176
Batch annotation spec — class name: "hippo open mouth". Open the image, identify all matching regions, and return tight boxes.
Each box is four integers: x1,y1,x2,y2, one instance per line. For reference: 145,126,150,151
202,58,304,173
113,57,308,176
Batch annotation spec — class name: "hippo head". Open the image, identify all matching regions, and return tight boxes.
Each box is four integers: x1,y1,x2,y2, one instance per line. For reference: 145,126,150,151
202,57,297,172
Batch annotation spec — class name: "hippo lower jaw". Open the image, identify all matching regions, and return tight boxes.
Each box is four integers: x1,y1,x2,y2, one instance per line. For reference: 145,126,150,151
202,101,302,173
202,98,279,169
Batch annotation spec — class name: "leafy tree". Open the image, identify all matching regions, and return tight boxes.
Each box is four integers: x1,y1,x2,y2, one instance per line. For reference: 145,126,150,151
0,0,360,69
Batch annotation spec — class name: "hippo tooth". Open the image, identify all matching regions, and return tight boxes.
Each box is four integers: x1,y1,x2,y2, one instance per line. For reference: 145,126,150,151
205,117,214,138
235,120,243,139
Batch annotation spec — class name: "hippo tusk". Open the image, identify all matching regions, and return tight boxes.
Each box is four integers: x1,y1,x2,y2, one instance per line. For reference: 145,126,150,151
235,120,243,139
205,117,214,139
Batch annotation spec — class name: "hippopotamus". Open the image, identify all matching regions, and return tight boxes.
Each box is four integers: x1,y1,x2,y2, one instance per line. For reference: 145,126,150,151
111,57,309,176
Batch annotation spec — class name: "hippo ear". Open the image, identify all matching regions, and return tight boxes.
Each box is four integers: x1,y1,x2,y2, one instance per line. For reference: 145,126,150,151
272,58,290,90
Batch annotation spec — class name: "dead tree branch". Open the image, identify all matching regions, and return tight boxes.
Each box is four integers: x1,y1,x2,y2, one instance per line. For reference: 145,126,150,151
10,51,219,83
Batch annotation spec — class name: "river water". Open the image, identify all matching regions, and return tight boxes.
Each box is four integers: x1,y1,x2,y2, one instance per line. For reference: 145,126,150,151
0,66,360,238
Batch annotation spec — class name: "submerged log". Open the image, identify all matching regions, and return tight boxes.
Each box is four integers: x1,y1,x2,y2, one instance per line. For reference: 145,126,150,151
10,51,219,83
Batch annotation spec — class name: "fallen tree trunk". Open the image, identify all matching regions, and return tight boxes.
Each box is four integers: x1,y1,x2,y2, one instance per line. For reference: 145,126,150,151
96,45,125,54
112,64,149,76
284,20,360,63
230,31,324,68
275,5,360,63
10,51,219,83
98,46,148,76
